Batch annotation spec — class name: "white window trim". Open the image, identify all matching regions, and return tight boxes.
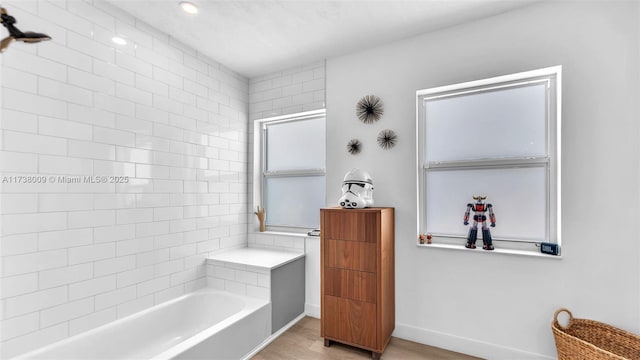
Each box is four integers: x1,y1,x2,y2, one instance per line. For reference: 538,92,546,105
416,66,562,257
253,109,326,233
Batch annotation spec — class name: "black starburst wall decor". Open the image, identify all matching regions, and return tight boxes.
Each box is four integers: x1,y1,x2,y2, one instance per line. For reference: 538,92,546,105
346,138,362,155
377,129,397,150
356,95,384,124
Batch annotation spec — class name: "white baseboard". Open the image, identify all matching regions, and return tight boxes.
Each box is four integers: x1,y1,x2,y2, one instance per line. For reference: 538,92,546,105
393,322,554,360
242,313,306,360
299,308,551,359
305,303,320,318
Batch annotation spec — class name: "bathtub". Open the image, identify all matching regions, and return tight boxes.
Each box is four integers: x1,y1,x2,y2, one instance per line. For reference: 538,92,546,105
16,288,271,360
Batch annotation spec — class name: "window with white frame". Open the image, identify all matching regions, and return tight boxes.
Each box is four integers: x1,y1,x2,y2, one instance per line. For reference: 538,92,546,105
416,66,561,253
254,110,326,231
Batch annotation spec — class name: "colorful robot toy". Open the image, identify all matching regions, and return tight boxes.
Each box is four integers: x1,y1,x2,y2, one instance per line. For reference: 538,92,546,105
463,195,496,250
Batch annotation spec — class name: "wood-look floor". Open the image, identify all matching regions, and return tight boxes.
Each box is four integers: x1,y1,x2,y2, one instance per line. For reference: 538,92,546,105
252,317,484,360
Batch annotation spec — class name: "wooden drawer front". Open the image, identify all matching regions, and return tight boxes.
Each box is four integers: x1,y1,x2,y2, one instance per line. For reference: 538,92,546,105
322,211,378,243
326,239,376,273
323,295,376,349
324,268,376,303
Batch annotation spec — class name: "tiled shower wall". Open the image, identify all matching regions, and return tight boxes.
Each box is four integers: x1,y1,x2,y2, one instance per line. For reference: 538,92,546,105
0,0,248,357
247,64,326,318
247,61,326,231
249,61,325,121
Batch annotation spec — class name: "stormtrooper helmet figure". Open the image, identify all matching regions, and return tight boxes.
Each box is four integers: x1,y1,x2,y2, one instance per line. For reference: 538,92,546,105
339,169,374,209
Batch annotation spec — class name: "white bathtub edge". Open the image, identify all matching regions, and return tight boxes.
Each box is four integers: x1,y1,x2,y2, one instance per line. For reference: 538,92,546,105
152,307,266,360
241,312,307,360
152,294,270,360
13,289,270,360
13,291,197,360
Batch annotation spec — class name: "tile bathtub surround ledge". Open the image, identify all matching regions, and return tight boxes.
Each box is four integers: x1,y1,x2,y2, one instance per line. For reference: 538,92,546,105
206,247,304,270
206,247,305,333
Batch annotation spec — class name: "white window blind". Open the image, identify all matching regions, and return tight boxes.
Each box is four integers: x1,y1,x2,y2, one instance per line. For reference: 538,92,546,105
256,110,326,230
266,116,325,172
417,66,561,251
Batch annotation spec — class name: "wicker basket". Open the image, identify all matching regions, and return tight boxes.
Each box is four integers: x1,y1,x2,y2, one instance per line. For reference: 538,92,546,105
552,308,640,360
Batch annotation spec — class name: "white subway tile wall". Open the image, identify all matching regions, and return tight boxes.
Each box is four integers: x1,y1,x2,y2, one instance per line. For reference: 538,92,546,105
248,232,306,252
0,0,249,357
249,61,325,121
247,61,326,231
206,259,271,301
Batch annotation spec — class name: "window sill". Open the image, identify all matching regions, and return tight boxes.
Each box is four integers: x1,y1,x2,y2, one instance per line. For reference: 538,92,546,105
251,231,310,238
416,243,562,259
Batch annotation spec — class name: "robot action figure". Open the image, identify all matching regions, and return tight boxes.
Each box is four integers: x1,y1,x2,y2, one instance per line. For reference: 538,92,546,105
463,195,496,250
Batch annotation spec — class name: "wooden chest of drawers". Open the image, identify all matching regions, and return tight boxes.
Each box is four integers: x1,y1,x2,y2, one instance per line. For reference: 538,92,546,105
320,207,395,359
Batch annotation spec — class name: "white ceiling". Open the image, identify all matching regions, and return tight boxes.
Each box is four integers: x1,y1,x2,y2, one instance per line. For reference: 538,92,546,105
107,0,541,78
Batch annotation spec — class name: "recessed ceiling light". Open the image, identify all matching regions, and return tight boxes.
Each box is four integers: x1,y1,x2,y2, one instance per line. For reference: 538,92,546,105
179,1,198,15
112,36,127,45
